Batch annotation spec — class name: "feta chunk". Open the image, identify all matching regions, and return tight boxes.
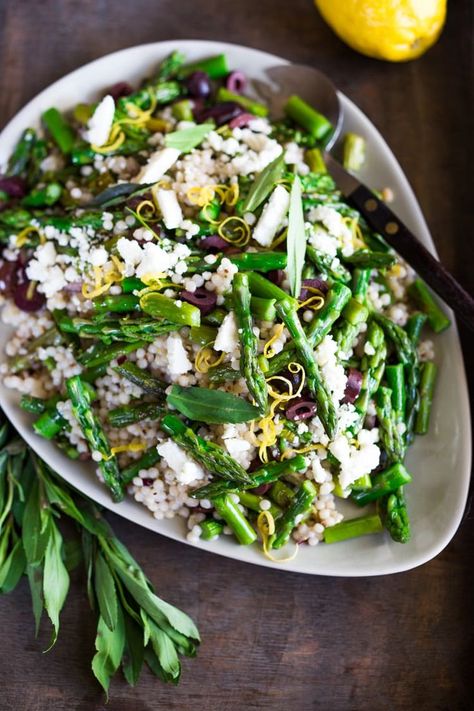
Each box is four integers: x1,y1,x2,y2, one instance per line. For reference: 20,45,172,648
155,189,183,230
85,95,115,147
214,311,238,353
166,334,192,376
252,185,290,247
134,147,180,184
157,440,205,485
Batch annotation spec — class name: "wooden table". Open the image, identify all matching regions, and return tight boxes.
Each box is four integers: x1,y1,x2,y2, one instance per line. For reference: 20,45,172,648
0,2,472,709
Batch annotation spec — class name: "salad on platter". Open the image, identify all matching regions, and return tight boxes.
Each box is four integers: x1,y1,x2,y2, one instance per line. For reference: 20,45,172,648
0,49,450,560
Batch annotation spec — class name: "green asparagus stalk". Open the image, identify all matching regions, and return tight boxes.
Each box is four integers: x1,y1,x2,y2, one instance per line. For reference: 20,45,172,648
216,87,268,117
179,54,229,79
284,96,333,141
113,362,166,396
6,128,36,176
161,414,252,485
190,455,307,499
415,361,437,435
140,292,201,327
233,273,268,413
352,268,372,303
344,250,395,269
120,447,162,485
272,480,317,549
335,297,369,354
375,387,405,463
408,279,451,333
212,495,257,545
22,182,62,207
199,519,224,541
306,245,351,283
323,514,383,543
405,312,427,345
77,340,148,368
275,298,337,437
238,492,282,519
93,294,141,314
66,376,123,502
385,364,406,420
353,320,387,429
378,487,411,543
342,133,366,171
351,462,412,506
269,480,296,508
305,148,326,173
108,403,164,428
42,108,75,154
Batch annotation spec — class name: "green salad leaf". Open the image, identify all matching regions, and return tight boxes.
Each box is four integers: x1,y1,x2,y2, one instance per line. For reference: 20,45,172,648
242,152,285,213
167,386,261,424
286,175,306,298
164,124,214,153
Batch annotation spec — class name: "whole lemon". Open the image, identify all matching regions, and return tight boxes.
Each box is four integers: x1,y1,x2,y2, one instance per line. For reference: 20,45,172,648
314,0,447,62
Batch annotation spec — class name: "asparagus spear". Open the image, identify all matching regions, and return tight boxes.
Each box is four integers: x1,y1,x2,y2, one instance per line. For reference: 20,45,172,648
77,340,148,368
120,447,162,485
66,375,123,502
238,492,282,519
323,514,383,543
342,133,366,171
378,487,411,544
405,312,427,345
113,361,166,396
265,281,351,377
375,386,405,463
42,108,75,154
108,402,164,428
415,362,437,435
190,455,307,499
8,327,64,374
335,297,369,355
199,519,224,541
6,128,36,176
385,364,406,421
344,250,395,269
351,462,412,506
408,278,451,333
211,495,257,545
161,414,252,485
352,268,372,303
272,480,317,549
353,320,387,429
269,480,296,508
275,298,337,438
305,244,351,283
233,273,268,413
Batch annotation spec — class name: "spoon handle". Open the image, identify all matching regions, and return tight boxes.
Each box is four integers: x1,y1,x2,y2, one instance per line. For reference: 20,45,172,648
347,184,474,331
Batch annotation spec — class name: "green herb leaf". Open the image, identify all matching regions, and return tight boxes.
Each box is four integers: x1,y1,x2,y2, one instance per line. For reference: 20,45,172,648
22,478,49,566
27,563,44,636
94,551,118,631
122,613,145,686
43,520,69,647
91,609,125,698
287,175,306,298
242,153,285,213
167,386,261,424
0,538,26,593
147,615,181,683
164,124,214,153
86,183,151,208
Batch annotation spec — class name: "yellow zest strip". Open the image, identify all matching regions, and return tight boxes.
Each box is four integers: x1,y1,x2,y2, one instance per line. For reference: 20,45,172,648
263,323,284,359
266,362,305,402
298,294,325,312
26,280,37,301
224,182,239,206
92,123,126,154
136,199,158,221
218,216,250,246
280,443,324,461
186,185,217,207
343,216,365,249
270,227,288,249
104,442,147,460
110,255,125,276
195,344,225,374
257,511,298,563
15,225,42,248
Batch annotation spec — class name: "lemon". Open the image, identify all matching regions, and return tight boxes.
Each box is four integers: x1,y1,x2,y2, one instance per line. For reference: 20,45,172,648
314,0,447,62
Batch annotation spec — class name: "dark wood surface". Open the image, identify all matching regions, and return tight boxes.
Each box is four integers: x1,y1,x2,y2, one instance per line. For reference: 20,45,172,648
0,2,472,709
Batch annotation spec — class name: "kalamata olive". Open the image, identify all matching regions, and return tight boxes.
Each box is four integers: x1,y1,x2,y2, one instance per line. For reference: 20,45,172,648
299,278,328,300
0,259,20,294
106,82,133,100
229,112,254,129
116,354,127,365
342,368,363,404
285,398,317,421
364,414,377,430
199,235,229,251
267,269,285,286
13,281,46,312
251,483,272,496
195,102,244,127
184,71,211,99
247,456,262,473
181,288,217,315
226,70,247,93
0,175,27,198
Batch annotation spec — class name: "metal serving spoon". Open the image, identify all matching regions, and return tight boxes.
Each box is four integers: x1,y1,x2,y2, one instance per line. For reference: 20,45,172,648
254,64,474,331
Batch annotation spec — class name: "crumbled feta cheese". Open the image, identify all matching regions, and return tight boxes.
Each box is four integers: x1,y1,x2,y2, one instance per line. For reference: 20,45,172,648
89,247,108,267
155,189,183,230
134,147,180,184
252,185,290,247
166,334,192,376
157,440,205,485
214,311,238,353
84,95,115,147
329,434,380,491
308,225,339,257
